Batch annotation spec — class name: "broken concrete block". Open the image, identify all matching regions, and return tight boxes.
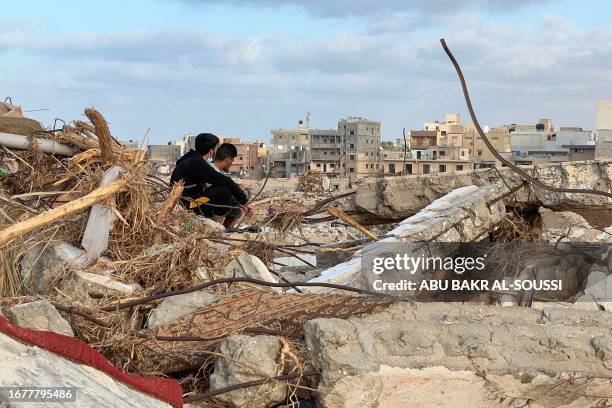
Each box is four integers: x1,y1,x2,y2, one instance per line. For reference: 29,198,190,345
540,208,612,243
147,291,220,328
225,253,280,292
209,335,286,407
539,207,589,230
20,242,90,295
304,302,612,408
61,270,142,306
197,216,225,232
350,160,612,220
307,183,506,293
6,300,73,336
195,265,210,281
0,332,174,407
575,265,612,311
391,183,506,241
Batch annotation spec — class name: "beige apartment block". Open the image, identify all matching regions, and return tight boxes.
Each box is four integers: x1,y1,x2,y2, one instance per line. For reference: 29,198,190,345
596,100,612,130
338,117,381,177
464,126,512,165
382,156,471,175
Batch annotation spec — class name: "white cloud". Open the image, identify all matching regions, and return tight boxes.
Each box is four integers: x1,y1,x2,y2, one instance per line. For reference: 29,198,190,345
173,0,553,17
0,11,611,142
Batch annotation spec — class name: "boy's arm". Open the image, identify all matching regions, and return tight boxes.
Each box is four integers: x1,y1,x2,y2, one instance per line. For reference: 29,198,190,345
192,160,248,204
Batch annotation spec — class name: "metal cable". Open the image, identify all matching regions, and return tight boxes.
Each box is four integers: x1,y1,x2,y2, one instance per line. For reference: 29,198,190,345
440,38,612,200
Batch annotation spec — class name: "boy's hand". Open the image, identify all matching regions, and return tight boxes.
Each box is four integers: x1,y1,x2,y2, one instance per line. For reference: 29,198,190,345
243,204,254,216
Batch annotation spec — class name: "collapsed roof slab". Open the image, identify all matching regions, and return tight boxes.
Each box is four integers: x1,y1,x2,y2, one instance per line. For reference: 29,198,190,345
347,160,612,221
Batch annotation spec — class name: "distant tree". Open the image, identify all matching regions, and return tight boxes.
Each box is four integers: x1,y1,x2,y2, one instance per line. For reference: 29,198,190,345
380,141,395,150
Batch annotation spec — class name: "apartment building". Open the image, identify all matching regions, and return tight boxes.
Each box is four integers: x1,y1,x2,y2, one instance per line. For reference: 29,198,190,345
269,121,311,178
147,143,182,163
381,150,410,174
338,117,381,176
268,116,381,178
309,129,342,174
507,120,594,162
596,100,612,159
119,140,141,150
464,126,512,167
423,113,468,147
410,130,437,149
382,152,471,175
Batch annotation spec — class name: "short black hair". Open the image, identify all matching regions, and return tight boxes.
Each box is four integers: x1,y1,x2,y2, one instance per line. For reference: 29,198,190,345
215,143,238,161
194,133,219,155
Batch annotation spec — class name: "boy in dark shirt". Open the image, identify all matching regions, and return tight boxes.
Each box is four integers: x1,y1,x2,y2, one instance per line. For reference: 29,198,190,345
170,133,250,228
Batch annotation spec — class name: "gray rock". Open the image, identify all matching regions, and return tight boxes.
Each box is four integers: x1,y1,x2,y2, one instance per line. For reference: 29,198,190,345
209,335,286,407
197,216,225,232
194,265,211,281
539,208,612,243
304,302,612,408
20,242,90,295
147,291,220,328
226,253,280,292
6,300,73,336
575,265,612,311
539,208,589,230
60,270,142,306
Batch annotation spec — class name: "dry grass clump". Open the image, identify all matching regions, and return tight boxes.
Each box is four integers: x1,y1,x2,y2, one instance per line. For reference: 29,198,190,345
242,240,276,266
490,211,543,243
111,236,228,294
265,210,303,236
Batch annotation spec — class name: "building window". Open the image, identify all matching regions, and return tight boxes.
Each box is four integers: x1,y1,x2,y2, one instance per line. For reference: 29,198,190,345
439,164,447,173
405,164,412,174
439,151,445,156
389,163,396,173
349,167,355,173
423,164,430,174
477,150,483,156
316,163,321,167
349,155,355,160
350,130,355,136
460,151,465,156
456,165,464,171
349,143,355,149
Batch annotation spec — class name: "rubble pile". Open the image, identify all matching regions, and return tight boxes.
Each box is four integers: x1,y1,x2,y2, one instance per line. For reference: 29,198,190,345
296,171,329,193
0,98,611,407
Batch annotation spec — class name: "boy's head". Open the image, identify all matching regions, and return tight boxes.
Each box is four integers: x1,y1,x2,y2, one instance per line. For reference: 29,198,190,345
214,143,238,171
195,133,219,157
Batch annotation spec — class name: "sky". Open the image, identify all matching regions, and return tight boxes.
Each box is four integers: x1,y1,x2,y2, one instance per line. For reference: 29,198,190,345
1,0,612,143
